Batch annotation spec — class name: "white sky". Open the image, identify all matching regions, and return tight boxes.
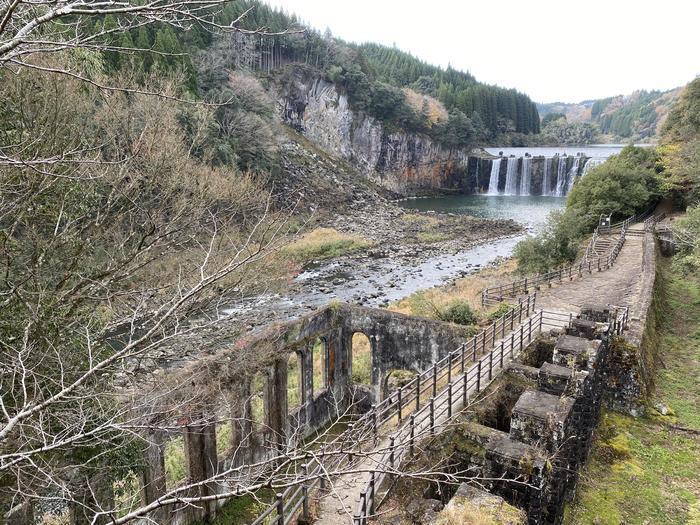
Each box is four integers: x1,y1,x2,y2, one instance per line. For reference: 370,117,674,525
267,0,698,103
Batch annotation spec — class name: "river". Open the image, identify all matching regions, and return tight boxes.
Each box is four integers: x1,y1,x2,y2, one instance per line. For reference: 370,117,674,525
224,195,565,325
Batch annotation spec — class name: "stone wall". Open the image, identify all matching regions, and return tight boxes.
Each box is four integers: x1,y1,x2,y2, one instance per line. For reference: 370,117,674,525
131,303,472,524
603,231,660,415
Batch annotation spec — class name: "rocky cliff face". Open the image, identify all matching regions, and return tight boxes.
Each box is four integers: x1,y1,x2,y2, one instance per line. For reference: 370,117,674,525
275,67,476,196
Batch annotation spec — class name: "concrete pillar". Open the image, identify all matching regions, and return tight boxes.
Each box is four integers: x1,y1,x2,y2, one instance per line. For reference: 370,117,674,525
183,418,218,521
267,361,287,452
4,501,34,525
140,430,168,523
230,381,252,464
69,471,115,525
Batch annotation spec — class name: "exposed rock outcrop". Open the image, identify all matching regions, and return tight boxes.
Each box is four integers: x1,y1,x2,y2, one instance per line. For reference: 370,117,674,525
274,66,477,196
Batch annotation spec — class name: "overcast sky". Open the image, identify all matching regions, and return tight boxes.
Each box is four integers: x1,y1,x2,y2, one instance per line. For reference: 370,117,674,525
267,0,697,103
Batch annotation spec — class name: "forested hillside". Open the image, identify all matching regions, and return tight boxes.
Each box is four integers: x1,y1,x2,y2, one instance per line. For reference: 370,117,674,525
538,87,682,142
96,0,540,148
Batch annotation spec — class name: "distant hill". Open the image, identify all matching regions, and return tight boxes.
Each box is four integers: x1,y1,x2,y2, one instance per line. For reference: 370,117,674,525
538,87,683,142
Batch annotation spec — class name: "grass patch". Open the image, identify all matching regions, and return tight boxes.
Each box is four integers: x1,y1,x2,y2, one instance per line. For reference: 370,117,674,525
351,332,372,384
564,260,700,524
192,489,275,525
390,259,518,323
416,231,455,243
283,227,374,263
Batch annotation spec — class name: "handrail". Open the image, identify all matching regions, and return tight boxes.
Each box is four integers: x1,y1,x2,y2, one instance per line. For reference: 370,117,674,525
249,295,537,525
482,229,626,306
479,204,661,306
352,304,633,524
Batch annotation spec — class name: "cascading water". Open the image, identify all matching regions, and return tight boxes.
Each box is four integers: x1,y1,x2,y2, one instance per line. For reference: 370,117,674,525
504,157,518,195
581,158,602,177
542,157,551,196
554,156,568,197
565,157,581,194
519,157,531,196
487,158,501,195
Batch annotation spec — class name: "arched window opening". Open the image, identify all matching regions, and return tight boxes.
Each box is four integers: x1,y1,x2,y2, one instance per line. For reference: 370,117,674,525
249,371,266,432
351,332,372,385
311,337,327,397
382,369,416,400
287,352,302,413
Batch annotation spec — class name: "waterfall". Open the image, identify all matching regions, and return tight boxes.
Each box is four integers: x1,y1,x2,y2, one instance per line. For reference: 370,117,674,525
565,157,581,194
487,158,501,195
581,158,602,177
519,157,531,196
504,157,518,195
474,158,479,186
554,156,568,197
543,157,551,196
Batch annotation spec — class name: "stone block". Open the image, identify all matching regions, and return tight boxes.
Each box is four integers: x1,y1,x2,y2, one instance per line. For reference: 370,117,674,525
580,304,610,323
509,390,575,451
553,335,602,370
537,362,573,396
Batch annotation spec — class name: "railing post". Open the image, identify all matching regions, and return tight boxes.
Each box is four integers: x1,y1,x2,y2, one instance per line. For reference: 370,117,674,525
429,397,435,434
462,372,468,406
528,317,533,343
389,436,395,469
476,360,482,392
518,299,523,324
448,381,453,418
461,343,466,373
369,472,376,515
481,331,486,355
302,464,310,521
397,387,403,424
492,324,496,346
488,350,493,380
524,277,528,292
447,353,453,384
276,493,284,525
416,373,421,410
597,258,601,272
409,415,415,456
502,314,506,337
512,304,517,329
519,325,524,350
510,332,515,358
474,336,479,361
500,341,504,369
359,492,366,524
371,405,377,444
432,364,437,398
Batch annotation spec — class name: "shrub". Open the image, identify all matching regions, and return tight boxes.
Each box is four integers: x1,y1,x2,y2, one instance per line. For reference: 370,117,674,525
439,300,476,326
487,303,513,322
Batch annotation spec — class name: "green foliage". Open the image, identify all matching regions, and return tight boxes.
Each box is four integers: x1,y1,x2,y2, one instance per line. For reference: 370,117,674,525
356,42,540,138
438,300,477,326
514,209,586,273
541,112,566,126
659,78,700,203
487,303,514,322
541,117,599,145
567,145,660,229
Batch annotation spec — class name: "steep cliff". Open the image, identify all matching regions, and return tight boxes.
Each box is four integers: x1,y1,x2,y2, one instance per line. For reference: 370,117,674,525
274,67,477,196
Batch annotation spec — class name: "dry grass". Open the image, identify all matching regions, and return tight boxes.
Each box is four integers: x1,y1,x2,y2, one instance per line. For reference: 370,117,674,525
351,332,372,384
390,259,519,317
283,227,375,263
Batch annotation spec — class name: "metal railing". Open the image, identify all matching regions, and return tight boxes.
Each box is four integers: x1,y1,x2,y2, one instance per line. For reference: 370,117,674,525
481,230,626,306
249,295,537,525
481,206,658,307
352,303,632,524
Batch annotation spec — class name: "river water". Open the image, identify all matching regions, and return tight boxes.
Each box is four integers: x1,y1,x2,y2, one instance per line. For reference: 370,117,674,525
224,195,565,324
400,194,564,233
